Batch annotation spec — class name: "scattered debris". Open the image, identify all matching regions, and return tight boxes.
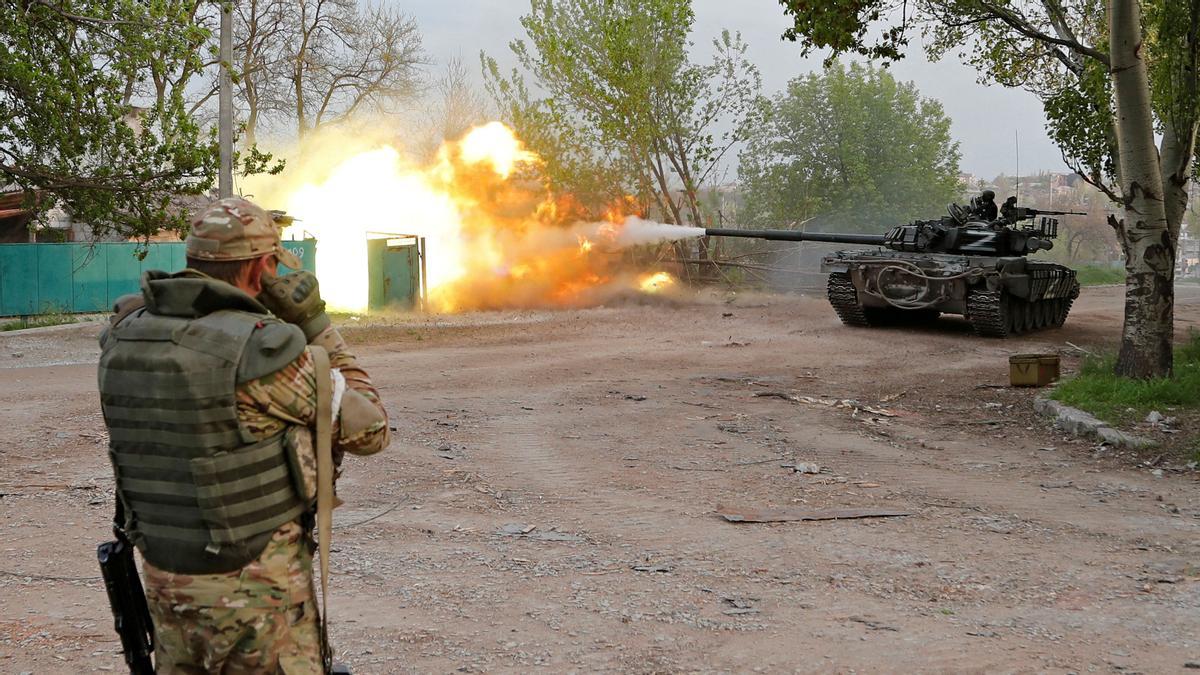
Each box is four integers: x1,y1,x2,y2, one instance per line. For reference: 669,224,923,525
922,501,983,511
722,596,758,609
966,630,999,638
631,564,672,573
716,505,912,523
1144,412,1179,430
1064,341,1094,357
1039,480,1074,489
624,394,647,401
785,462,822,475
495,523,585,543
847,616,899,631
733,455,786,467
753,391,898,418
341,502,404,528
671,464,725,472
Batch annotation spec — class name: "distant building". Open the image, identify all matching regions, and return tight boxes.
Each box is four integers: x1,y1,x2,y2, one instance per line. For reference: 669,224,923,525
957,173,981,202
1180,226,1200,278
0,187,207,244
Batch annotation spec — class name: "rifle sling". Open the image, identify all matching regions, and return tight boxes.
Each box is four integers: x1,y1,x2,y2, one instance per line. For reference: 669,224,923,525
311,345,335,673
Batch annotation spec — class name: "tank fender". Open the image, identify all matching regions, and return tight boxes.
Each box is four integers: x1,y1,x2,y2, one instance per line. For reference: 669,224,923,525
821,260,851,274
1000,274,1031,299
994,260,1031,299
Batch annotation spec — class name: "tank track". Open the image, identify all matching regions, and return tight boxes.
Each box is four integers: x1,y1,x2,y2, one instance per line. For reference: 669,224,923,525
826,272,871,327
966,289,1075,337
966,289,1009,337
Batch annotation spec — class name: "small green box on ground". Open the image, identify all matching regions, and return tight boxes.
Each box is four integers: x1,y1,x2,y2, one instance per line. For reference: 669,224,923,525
1009,353,1061,387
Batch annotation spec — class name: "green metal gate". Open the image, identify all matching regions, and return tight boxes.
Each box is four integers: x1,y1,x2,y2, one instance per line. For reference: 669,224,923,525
0,239,316,316
366,236,424,311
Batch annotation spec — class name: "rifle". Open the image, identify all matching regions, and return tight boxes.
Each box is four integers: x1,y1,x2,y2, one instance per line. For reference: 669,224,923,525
97,501,155,674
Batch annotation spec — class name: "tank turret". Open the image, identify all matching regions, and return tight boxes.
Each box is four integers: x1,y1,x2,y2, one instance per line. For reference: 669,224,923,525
703,196,1085,337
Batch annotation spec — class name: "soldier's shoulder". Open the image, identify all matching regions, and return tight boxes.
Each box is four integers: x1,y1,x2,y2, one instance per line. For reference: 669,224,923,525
100,293,146,347
238,318,307,383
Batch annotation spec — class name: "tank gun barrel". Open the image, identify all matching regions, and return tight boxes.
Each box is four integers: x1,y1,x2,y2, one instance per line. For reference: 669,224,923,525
1027,208,1086,216
704,227,886,245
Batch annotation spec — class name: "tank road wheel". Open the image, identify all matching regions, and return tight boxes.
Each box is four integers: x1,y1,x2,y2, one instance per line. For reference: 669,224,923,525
966,289,1010,338
1038,300,1054,329
1012,299,1034,334
826,272,871,327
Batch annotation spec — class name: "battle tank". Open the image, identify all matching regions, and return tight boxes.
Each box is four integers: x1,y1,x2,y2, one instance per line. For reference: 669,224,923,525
704,195,1084,337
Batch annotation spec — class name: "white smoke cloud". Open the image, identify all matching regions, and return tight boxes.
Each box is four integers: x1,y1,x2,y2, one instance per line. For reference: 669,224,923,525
615,217,706,245
567,216,704,247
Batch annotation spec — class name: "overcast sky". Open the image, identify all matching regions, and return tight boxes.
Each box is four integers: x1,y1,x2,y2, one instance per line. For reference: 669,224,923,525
398,0,1063,181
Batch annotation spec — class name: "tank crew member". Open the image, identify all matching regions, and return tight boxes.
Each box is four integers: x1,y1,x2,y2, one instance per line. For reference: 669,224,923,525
972,189,999,221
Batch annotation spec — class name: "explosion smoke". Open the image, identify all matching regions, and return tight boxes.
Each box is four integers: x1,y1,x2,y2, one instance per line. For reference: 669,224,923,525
602,218,705,246
246,122,695,313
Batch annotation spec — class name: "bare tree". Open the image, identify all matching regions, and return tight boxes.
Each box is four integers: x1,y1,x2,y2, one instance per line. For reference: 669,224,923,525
284,0,426,138
417,56,490,156
233,0,294,146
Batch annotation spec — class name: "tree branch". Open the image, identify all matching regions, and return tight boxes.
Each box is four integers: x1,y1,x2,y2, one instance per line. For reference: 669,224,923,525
976,0,1108,66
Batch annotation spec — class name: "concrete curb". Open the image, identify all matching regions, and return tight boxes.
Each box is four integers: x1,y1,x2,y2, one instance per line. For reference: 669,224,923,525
1033,397,1158,450
0,316,105,337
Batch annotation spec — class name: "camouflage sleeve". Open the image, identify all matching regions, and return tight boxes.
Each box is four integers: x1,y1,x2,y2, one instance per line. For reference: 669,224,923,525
310,326,390,455
238,329,389,456
237,349,318,433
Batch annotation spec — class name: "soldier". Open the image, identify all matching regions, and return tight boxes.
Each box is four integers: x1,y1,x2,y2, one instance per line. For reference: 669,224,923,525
971,189,999,222
97,197,389,673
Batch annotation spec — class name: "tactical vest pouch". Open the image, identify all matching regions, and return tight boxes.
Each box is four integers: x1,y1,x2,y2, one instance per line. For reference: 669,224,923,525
283,426,318,504
190,433,306,547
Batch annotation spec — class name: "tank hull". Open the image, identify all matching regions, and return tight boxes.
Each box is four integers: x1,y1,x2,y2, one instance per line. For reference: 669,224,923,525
820,249,1080,337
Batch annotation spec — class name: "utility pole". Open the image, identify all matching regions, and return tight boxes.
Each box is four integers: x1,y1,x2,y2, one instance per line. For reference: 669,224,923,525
218,0,233,198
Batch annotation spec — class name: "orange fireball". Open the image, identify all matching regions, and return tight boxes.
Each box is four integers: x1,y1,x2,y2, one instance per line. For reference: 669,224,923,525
259,122,684,312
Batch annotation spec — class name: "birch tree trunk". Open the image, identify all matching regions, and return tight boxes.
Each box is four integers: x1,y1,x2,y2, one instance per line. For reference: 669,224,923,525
1109,0,1175,378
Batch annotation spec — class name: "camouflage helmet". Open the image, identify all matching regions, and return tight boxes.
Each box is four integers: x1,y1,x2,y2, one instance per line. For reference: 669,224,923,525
186,197,301,270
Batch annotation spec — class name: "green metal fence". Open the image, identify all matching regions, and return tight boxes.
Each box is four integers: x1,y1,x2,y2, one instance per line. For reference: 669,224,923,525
0,240,316,316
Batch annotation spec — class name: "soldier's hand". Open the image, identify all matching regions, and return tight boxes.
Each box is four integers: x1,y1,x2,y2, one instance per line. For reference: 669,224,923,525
258,271,332,341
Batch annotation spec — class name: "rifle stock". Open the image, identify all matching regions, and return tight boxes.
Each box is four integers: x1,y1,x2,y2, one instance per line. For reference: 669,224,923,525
97,535,155,674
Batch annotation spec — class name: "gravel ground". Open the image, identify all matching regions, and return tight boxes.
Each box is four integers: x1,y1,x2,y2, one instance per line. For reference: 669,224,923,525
0,284,1197,674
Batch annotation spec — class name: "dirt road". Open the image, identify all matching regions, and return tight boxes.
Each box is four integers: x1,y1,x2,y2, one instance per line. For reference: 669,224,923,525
1,285,1197,673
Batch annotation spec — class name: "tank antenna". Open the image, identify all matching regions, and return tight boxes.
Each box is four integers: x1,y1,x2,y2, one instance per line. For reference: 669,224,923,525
1014,129,1020,203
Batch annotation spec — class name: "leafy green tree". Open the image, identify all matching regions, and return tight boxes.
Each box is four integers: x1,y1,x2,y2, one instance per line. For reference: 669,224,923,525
483,0,760,223
739,62,960,234
776,0,1200,378
0,0,228,239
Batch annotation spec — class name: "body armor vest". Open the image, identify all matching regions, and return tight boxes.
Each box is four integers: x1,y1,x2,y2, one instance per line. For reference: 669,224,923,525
99,271,308,574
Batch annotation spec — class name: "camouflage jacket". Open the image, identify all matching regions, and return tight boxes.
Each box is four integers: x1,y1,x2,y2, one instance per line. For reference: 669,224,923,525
143,326,388,610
